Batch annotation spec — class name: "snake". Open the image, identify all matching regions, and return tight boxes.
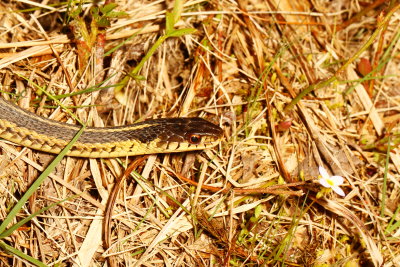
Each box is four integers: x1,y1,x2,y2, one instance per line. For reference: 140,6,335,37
0,97,223,158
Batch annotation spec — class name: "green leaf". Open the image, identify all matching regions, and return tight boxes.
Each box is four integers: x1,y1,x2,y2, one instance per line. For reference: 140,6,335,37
254,204,262,219
171,0,183,25
106,11,128,18
101,3,117,14
91,6,99,20
165,11,175,34
97,17,111,27
167,28,196,37
0,241,47,266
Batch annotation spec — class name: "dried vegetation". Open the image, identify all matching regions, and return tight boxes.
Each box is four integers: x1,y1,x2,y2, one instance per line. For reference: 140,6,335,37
0,0,399,266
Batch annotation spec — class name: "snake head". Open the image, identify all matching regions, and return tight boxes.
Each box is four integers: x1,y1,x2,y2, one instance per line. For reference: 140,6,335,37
150,117,223,153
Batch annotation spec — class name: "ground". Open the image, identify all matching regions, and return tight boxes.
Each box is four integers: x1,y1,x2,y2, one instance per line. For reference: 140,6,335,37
0,0,399,266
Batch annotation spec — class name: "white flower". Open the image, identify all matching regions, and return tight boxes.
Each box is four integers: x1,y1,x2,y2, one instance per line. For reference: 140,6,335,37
318,166,345,197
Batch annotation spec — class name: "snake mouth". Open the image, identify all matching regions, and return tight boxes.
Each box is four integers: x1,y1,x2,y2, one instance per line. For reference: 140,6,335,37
150,117,223,144
155,120,223,153
155,138,220,154
155,132,222,151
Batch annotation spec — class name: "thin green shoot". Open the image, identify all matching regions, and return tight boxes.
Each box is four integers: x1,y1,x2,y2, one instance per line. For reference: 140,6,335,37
380,137,390,217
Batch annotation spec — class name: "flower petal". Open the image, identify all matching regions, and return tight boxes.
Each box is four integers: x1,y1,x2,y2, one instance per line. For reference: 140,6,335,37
319,178,331,188
332,186,345,197
319,166,330,179
331,176,344,185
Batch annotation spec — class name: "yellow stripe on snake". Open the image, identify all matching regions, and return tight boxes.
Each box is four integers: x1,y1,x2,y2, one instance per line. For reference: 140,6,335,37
0,97,222,158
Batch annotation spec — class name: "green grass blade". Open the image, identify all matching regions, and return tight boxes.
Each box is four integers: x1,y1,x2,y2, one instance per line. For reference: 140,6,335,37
385,205,400,235
0,126,85,234
0,195,78,238
380,137,390,217
0,241,47,267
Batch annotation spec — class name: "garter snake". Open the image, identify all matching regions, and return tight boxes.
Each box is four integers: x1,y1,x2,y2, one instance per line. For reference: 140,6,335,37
0,97,223,158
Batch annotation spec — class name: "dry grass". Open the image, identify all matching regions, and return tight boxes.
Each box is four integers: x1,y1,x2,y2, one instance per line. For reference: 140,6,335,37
0,0,399,266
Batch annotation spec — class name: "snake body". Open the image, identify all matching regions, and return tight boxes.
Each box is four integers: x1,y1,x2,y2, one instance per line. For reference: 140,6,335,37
0,97,222,157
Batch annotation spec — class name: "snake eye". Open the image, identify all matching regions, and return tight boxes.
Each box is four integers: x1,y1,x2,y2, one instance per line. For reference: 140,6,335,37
188,134,201,144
